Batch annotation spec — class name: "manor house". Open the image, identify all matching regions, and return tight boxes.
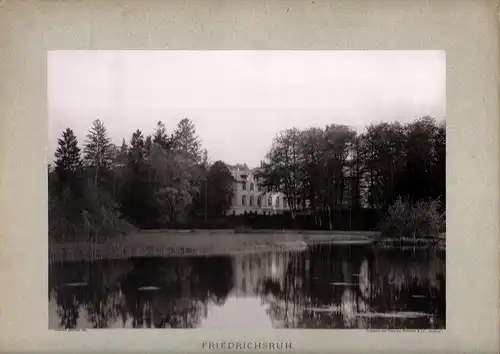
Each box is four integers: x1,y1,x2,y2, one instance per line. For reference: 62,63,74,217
225,165,290,216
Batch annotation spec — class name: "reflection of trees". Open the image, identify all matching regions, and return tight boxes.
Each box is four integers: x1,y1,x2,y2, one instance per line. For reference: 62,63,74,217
54,286,86,329
119,256,234,328
50,256,234,329
84,260,132,328
366,248,445,329
258,245,445,329
50,260,133,329
120,258,201,328
50,247,445,330
196,256,234,305
259,245,371,328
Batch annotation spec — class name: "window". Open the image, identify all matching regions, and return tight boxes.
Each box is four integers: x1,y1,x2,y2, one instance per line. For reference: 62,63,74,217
283,197,288,208
250,183,254,191
268,196,272,206
276,197,280,208
344,184,351,199
249,195,254,206
257,196,262,207
242,182,247,190
257,185,261,192
242,195,247,206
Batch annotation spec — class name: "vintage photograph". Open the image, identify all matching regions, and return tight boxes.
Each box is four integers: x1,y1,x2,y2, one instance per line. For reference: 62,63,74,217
48,50,446,330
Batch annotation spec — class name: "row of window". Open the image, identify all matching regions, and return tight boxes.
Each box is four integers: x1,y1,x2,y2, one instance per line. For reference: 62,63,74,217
240,177,356,194
240,194,288,208
241,181,260,192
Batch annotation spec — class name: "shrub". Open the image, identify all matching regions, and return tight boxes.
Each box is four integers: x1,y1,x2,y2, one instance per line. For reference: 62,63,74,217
379,197,444,239
80,180,135,242
49,179,135,244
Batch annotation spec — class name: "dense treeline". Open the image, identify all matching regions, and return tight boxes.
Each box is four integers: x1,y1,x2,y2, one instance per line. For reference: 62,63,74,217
257,116,445,230
49,116,445,242
49,118,235,243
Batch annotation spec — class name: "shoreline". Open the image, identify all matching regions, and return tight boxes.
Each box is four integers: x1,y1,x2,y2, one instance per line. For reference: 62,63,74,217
49,229,445,263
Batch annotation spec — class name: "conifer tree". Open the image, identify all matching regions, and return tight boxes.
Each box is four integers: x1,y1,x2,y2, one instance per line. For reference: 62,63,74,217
54,128,82,174
54,128,82,188
153,121,173,151
128,129,147,167
172,118,202,163
83,119,113,185
115,138,129,167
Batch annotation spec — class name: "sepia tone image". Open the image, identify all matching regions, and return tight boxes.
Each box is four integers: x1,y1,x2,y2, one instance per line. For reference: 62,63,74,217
48,50,445,330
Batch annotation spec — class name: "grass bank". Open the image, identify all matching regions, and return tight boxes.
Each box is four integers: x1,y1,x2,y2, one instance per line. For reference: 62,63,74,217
49,229,445,263
49,229,378,263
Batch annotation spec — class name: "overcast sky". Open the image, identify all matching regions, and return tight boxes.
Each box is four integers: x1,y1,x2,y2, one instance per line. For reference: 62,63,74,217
48,50,445,167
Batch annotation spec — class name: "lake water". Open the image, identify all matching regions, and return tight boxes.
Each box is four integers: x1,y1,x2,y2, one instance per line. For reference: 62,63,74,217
49,243,445,329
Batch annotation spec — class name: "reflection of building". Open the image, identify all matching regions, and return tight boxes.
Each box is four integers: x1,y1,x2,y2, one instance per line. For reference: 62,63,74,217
226,165,290,215
232,252,290,297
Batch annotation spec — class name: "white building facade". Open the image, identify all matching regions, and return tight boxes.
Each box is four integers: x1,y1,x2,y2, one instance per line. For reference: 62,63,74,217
226,166,290,216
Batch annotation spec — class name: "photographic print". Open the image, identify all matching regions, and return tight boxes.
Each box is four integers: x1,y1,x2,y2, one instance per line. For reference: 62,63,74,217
48,50,446,330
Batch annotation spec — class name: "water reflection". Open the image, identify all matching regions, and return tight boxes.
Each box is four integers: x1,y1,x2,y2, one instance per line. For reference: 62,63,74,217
49,244,445,329
258,245,445,329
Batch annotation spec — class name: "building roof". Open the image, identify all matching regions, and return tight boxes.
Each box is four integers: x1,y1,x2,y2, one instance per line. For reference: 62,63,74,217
226,163,262,181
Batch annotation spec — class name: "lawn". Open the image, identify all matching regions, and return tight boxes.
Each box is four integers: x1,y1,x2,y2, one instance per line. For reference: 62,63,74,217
49,229,380,263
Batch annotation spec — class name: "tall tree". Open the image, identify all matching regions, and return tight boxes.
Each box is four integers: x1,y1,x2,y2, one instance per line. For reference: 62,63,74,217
118,129,160,228
256,128,303,216
346,135,363,209
400,116,438,203
144,135,153,162
298,127,324,214
153,121,173,151
172,118,202,163
151,149,201,225
357,122,407,209
192,161,234,218
83,119,113,185
128,130,147,168
320,124,356,225
54,128,82,186
207,161,235,217
107,138,129,200
115,138,129,167
432,121,446,207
